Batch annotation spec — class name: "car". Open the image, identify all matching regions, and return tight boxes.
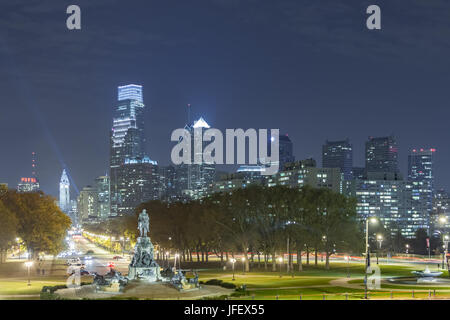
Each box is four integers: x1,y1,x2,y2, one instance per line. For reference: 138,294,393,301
113,256,123,260
83,255,93,260
67,268,90,276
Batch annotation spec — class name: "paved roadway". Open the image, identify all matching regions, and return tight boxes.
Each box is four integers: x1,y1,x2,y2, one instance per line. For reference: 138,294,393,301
71,237,131,275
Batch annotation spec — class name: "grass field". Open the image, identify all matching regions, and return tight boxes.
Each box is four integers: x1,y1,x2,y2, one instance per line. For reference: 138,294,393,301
3,258,450,300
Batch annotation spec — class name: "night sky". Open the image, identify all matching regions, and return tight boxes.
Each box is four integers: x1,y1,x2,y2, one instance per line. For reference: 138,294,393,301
1,0,450,198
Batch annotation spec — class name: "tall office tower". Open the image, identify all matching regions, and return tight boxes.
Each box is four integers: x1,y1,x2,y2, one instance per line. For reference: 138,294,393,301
408,148,435,232
94,175,110,219
433,188,450,230
159,165,179,202
322,139,353,180
278,134,295,170
59,169,70,213
17,152,40,193
77,186,98,224
110,84,145,215
365,135,399,174
115,157,159,215
177,117,216,200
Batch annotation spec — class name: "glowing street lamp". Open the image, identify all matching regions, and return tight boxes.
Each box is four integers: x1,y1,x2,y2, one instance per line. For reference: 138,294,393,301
345,256,350,278
278,257,283,278
376,234,383,265
230,258,236,281
241,257,246,275
24,261,33,286
442,235,449,269
364,216,377,299
174,253,180,272
405,244,409,254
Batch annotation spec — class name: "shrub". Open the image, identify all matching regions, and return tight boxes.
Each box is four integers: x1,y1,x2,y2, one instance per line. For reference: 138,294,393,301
204,279,223,286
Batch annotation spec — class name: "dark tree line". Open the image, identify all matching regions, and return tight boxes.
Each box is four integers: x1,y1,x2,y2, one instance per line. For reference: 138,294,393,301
86,185,364,271
0,186,72,262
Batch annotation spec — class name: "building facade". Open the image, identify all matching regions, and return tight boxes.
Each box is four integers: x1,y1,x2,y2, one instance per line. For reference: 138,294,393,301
110,84,146,215
322,139,353,180
408,148,435,234
59,169,70,213
17,177,39,193
365,135,399,174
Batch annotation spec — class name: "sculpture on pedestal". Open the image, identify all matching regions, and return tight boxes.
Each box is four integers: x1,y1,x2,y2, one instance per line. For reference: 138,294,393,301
128,209,162,282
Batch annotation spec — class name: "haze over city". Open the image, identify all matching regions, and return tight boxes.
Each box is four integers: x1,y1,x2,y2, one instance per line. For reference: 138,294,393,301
1,0,450,198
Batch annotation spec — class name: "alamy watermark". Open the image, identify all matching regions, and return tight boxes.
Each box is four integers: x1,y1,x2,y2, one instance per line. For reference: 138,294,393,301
170,128,280,175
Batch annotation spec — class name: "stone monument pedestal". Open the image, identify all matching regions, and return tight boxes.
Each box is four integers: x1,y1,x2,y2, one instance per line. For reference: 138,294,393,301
128,236,161,282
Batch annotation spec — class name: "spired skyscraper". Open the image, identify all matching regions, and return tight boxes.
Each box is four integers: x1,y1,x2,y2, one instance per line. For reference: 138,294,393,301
59,169,70,213
110,84,159,215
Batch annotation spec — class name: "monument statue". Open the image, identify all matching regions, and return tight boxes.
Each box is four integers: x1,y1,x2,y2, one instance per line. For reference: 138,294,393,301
128,209,161,282
138,209,150,237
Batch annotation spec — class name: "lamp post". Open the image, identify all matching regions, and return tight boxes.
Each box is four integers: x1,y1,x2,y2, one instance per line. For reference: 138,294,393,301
376,234,383,265
278,257,283,278
345,256,350,278
25,261,33,286
166,251,170,269
120,237,125,257
174,253,180,272
405,244,409,254
241,257,246,275
16,238,21,259
364,216,377,299
230,258,236,281
443,235,449,270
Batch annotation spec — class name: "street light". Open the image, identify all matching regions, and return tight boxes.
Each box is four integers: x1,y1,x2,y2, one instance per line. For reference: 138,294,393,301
25,261,33,286
230,258,236,281
241,257,246,275
16,238,21,259
278,257,283,278
364,216,377,299
120,237,125,256
443,235,449,270
405,244,409,254
345,255,350,278
174,253,180,272
376,234,383,265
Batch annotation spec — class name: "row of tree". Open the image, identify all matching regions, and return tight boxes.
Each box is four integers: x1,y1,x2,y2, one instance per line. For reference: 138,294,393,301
86,185,366,271
0,186,72,262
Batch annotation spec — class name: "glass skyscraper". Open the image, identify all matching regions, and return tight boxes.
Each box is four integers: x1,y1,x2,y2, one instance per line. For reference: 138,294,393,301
322,139,353,180
408,148,435,233
110,84,146,215
365,135,399,174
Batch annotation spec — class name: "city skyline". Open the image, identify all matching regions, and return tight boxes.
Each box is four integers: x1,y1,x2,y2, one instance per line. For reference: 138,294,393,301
1,0,450,198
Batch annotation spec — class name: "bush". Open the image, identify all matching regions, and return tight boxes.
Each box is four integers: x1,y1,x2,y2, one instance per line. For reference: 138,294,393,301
86,250,94,254
220,282,236,289
204,279,223,286
203,279,236,289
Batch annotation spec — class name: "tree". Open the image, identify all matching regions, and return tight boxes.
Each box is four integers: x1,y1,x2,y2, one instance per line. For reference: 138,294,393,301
0,199,18,263
2,191,71,258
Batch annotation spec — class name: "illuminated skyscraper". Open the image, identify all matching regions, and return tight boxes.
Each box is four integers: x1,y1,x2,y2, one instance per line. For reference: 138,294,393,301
408,148,435,233
59,169,70,213
365,135,399,174
110,84,146,215
322,139,353,180
177,117,216,200
17,152,40,193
